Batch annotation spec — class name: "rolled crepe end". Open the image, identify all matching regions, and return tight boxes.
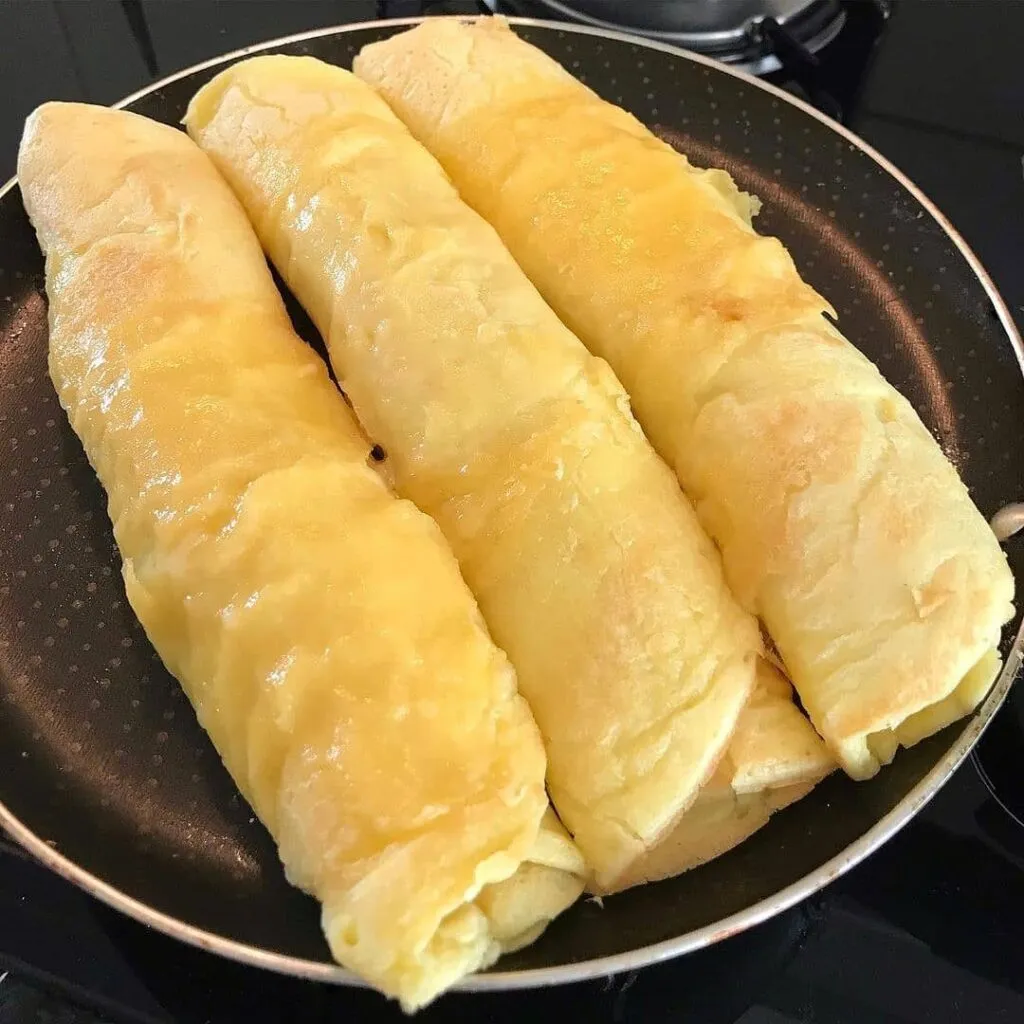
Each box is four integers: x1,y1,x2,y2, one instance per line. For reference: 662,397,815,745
592,773,830,897
325,900,500,1014
321,815,585,1011
592,662,835,895
556,647,759,894
837,648,1004,780
477,862,586,953
477,808,586,952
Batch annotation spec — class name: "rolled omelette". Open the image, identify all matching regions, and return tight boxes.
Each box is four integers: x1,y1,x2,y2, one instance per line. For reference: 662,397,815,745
355,17,1016,780
185,56,763,893
609,660,833,893
17,100,584,1011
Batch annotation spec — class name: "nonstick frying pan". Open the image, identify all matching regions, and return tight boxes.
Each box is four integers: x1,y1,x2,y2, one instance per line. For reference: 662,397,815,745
1,16,1022,992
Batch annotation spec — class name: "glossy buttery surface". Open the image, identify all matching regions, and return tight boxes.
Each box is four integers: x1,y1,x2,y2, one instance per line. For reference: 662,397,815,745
186,56,764,892
17,101,582,1011
355,18,1016,780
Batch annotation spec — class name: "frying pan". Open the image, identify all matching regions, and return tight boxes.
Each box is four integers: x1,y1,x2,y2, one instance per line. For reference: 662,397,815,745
515,0,843,50
1,16,1022,993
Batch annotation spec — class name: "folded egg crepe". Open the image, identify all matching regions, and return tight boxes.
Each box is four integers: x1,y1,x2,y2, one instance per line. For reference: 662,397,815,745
607,660,833,893
18,100,584,1011
355,17,1016,780
186,56,763,893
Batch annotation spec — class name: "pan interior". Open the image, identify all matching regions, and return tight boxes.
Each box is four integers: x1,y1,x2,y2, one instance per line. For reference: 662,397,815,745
1,20,1022,977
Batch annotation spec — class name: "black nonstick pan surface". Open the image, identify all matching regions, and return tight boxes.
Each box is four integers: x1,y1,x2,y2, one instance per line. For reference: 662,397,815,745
1,16,1021,991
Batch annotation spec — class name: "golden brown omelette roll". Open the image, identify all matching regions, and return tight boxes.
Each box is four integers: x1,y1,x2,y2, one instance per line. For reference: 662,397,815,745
355,17,1016,780
18,100,584,1011
606,661,833,893
185,56,762,893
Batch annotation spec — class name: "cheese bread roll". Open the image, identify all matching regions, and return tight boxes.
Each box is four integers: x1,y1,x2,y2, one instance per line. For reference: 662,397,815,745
18,101,583,1011
355,18,1015,779
186,56,761,892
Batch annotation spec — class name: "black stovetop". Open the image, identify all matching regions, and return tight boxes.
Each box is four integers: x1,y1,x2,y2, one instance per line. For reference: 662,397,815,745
1,2,1023,1022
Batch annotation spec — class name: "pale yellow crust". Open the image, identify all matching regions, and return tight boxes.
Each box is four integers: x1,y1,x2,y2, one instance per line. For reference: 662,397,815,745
186,56,762,891
18,101,582,1011
600,660,834,894
355,18,1015,780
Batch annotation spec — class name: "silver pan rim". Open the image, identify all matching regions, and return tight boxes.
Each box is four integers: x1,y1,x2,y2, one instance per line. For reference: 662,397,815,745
1,13,1021,994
